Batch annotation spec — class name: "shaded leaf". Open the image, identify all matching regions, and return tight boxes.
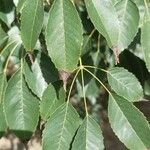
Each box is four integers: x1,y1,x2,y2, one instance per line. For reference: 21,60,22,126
0,25,8,48
0,0,15,27
118,50,149,86
72,116,104,150
46,0,83,72
4,66,39,139
24,51,59,98
107,67,143,102
42,103,80,150
108,94,150,150
21,0,44,51
40,82,65,121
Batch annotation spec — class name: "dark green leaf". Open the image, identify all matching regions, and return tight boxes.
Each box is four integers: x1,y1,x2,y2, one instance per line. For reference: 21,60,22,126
0,25,8,48
0,0,15,27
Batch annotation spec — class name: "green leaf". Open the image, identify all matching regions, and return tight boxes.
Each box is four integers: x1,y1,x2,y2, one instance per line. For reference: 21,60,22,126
0,105,7,137
107,67,143,102
24,51,59,98
132,0,145,26
0,0,15,27
0,26,8,48
72,116,104,150
42,103,80,150
85,0,139,52
114,0,139,51
3,65,39,139
17,0,26,13
21,0,44,51
141,9,150,72
40,82,65,121
0,73,7,137
85,0,119,48
108,94,150,150
0,42,21,74
46,0,83,72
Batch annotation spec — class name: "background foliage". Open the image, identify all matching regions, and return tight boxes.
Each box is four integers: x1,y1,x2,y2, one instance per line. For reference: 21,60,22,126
0,0,150,149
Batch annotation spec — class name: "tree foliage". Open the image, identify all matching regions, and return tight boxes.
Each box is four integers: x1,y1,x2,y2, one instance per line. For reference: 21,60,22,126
0,0,150,149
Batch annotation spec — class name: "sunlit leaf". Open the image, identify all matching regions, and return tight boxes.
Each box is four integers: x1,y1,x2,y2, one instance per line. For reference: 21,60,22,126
42,103,80,150
141,8,150,72
0,73,7,137
85,0,139,52
4,64,39,139
46,0,83,72
21,0,44,51
72,116,104,150
108,94,150,150
107,67,143,102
